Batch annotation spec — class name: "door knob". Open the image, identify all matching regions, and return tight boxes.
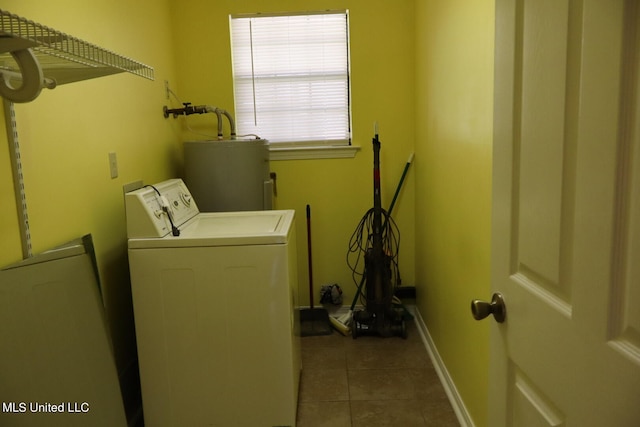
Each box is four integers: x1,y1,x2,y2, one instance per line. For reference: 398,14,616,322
471,293,506,323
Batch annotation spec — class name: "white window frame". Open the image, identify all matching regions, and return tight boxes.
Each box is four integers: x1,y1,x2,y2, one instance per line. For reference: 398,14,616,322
229,10,358,160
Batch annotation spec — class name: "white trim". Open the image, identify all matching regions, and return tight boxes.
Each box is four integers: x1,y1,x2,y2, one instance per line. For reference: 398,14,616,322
231,10,348,19
412,306,476,427
269,144,360,160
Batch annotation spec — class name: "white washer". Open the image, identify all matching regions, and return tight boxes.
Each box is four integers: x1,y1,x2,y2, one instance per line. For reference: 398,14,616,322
125,179,300,427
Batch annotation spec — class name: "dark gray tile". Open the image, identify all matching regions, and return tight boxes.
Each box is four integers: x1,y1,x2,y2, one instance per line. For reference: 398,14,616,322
421,393,460,426
348,369,415,401
298,319,460,426
351,399,427,427
299,368,349,402
346,342,430,370
297,401,351,427
302,344,347,370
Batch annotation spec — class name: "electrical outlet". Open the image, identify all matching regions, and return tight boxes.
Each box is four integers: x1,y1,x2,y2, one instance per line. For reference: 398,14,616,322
108,152,118,179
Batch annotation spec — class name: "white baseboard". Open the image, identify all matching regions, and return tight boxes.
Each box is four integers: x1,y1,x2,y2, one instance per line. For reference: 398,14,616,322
411,306,475,427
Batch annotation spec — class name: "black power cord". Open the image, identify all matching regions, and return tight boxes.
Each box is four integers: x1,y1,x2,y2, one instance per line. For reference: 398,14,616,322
346,207,400,305
145,185,181,236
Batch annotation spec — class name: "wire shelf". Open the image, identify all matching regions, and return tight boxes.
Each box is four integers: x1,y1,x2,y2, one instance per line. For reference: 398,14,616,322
0,9,154,85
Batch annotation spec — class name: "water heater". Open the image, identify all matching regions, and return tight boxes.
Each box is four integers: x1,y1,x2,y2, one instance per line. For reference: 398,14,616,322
184,139,273,212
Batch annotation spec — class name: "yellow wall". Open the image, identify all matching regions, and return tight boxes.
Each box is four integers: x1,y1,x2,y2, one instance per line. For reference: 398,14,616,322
168,0,417,305
0,0,179,375
415,1,494,426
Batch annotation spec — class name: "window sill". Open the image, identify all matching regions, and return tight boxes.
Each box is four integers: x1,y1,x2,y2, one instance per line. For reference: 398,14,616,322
269,145,361,160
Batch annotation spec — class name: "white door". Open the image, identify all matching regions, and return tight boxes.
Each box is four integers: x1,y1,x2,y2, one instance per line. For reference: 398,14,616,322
485,0,640,425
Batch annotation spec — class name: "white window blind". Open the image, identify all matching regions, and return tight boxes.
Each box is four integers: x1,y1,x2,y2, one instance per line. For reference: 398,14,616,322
229,11,351,145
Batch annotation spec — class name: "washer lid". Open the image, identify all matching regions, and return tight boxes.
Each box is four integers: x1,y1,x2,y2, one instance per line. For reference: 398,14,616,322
128,210,294,248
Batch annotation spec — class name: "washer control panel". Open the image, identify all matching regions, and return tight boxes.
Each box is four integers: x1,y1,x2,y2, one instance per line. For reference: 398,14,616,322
125,179,200,238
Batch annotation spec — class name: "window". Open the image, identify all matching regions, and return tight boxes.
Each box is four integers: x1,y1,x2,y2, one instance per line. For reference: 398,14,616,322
229,11,352,151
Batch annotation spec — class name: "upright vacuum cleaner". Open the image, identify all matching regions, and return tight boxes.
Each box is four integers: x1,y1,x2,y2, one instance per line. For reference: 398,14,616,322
350,126,407,339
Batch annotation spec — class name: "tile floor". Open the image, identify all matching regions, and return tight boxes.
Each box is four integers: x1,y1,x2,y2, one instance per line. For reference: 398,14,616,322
296,319,460,427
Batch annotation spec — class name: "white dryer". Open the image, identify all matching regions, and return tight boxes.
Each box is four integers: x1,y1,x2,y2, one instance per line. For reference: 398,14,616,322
125,179,300,427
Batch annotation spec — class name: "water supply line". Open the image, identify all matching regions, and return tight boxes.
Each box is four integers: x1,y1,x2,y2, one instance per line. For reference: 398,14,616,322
163,103,236,140
217,107,236,140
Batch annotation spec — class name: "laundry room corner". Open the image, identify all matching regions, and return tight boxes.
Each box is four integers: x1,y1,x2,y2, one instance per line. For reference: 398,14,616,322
168,0,417,305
